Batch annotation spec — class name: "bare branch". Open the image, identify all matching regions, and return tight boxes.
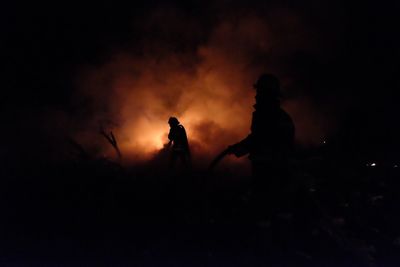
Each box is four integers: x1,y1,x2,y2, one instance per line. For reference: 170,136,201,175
99,127,122,160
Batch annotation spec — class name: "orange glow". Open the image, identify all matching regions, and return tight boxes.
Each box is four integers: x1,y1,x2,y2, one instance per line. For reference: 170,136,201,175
74,16,327,164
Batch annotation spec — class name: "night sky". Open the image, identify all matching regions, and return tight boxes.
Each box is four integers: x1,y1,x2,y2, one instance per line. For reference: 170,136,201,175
2,0,400,163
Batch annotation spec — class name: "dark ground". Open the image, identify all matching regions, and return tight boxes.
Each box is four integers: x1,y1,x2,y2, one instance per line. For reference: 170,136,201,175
1,147,400,267
1,1,400,266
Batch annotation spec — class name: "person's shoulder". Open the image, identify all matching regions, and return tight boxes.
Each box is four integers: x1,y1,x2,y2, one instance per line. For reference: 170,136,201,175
279,108,293,121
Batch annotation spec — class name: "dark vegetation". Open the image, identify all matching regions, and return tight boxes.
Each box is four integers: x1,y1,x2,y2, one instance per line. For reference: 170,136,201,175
1,141,399,267
2,1,400,266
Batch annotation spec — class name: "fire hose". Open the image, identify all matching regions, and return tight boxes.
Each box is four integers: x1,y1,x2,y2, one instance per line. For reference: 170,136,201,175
208,147,232,171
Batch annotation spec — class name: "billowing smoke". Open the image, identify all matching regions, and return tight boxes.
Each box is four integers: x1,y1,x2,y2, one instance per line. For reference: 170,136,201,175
70,7,338,164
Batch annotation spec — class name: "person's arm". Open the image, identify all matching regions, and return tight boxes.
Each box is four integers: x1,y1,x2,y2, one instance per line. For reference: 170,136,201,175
209,134,252,170
164,140,172,148
228,110,256,157
168,128,174,141
228,134,252,157
166,129,174,148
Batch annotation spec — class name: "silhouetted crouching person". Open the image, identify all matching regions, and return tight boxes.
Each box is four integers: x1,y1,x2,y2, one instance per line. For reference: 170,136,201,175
167,117,191,169
228,74,295,217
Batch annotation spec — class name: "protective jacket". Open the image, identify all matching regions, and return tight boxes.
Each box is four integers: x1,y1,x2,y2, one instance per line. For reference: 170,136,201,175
231,101,295,164
168,124,190,154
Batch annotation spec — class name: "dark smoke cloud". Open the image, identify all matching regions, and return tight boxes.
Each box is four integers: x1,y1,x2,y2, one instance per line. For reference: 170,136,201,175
70,4,346,164
8,1,397,165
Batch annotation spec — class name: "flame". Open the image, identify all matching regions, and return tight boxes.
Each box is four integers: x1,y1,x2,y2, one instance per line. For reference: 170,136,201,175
123,119,165,155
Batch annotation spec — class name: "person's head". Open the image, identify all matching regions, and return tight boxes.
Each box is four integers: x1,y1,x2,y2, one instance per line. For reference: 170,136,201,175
168,117,180,127
253,73,281,99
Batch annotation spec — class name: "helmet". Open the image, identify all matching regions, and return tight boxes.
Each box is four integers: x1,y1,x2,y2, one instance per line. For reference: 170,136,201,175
168,117,180,126
253,73,281,97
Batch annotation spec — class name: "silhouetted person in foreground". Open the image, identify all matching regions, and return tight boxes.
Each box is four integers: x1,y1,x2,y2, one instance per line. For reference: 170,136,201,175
167,117,191,169
227,74,295,215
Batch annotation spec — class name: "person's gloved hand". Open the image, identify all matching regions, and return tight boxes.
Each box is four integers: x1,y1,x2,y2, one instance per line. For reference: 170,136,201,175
226,145,236,154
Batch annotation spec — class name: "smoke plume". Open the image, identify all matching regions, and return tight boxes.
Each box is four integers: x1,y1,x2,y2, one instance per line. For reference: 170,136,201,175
71,7,339,164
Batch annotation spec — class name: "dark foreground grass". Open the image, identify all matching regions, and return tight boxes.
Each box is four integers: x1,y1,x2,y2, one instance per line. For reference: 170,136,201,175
0,156,399,267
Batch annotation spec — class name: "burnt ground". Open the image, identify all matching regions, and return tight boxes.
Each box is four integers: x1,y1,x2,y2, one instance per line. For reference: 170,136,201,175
1,153,400,267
